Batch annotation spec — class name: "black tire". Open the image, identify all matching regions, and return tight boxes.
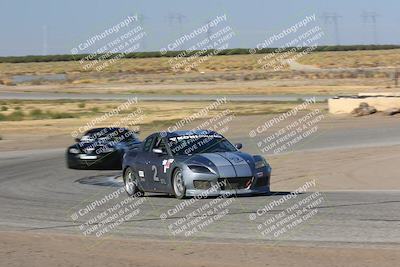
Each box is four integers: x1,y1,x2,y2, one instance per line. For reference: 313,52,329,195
172,168,186,199
123,167,144,197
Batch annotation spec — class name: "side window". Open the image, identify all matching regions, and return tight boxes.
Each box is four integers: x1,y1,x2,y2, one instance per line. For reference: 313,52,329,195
152,136,167,153
143,136,155,152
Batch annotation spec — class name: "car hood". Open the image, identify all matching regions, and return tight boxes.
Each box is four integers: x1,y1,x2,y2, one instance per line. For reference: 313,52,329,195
185,152,255,178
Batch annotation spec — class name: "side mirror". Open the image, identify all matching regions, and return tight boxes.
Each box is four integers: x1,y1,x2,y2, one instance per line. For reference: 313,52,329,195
75,138,80,142
152,148,164,154
235,143,243,150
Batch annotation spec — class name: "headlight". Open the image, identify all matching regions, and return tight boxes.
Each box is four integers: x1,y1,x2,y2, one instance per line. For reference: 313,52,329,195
255,158,268,169
69,148,80,154
188,165,211,173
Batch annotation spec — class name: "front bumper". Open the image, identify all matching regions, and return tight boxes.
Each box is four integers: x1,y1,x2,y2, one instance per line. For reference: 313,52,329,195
183,168,271,197
66,151,122,170
185,186,270,197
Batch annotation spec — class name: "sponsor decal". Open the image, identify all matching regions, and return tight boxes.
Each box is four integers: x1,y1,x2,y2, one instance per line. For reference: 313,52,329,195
162,159,175,173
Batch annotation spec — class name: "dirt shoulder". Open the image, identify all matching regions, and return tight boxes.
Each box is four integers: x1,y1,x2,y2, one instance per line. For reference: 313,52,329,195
1,231,399,267
269,144,400,191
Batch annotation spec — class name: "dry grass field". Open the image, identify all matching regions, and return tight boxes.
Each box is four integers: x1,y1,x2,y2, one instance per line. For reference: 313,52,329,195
0,54,264,77
0,49,398,78
0,99,318,124
298,49,400,69
1,49,397,97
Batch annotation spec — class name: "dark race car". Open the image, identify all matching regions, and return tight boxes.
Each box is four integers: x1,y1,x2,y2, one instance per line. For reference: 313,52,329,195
66,127,141,170
122,130,271,199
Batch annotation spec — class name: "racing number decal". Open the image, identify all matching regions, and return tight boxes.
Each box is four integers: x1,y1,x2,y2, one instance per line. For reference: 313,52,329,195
151,165,160,182
151,159,174,183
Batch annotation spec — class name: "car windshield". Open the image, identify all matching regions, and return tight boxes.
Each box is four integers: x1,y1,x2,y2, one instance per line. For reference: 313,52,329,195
80,128,136,143
167,134,237,156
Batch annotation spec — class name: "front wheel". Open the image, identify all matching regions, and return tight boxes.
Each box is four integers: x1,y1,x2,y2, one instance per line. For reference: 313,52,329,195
123,167,143,197
172,168,186,199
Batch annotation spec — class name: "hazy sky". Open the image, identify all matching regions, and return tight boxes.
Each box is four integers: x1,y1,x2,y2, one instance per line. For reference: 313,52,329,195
0,0,399,56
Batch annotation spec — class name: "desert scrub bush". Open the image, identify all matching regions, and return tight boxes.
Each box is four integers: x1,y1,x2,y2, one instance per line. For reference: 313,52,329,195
46,111,76,119
7,111,25,121
0,108,77,120
1,106,8,111
91,107,99,113
78,102,86,108
30,79,43,85
29,109,46,119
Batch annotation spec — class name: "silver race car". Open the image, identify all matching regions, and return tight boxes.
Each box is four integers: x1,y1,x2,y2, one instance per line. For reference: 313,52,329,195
122,130,271,199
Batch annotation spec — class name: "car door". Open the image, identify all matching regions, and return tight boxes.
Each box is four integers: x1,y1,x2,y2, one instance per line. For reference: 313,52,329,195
134,134,156,191
144,135,172,192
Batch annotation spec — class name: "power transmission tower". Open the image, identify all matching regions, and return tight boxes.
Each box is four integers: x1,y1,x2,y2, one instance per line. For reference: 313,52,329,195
136,13,148,26
42,25,48,55
167,12,186,27
321,13,342,45
361,11,379,44
175,13,186,26
167,13,174,26
135,13,148,50
205,19,212,40
166,12,187,50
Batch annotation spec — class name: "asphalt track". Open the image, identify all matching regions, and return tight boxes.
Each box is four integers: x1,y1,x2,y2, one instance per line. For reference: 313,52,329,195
0,131,399,247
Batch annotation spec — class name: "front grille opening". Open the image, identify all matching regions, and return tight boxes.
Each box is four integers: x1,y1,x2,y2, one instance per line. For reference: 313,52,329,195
218,177,253,190
193,180,211,190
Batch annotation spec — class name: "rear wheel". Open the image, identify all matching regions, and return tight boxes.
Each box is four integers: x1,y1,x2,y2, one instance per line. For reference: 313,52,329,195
172,168,186,199
123,167,143,197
